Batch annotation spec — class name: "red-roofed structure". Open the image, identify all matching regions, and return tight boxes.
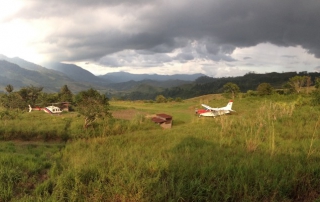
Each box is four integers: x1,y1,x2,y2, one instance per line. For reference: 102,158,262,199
151,113,172,129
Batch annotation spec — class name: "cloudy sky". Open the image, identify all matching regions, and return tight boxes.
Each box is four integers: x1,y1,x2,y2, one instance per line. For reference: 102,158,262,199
1,0,320,77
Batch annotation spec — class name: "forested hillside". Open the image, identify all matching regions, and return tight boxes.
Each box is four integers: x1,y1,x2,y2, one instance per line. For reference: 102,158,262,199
118,71,320,100
99,71,205,83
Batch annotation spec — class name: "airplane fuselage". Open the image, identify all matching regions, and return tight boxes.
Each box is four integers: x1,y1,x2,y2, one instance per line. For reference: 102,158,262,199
44,106,62,114
198,110,230,117
196,100,234,117
29,104,62,114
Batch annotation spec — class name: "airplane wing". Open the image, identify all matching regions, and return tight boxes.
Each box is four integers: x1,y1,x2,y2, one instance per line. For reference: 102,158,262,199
201,104,223,111
201,104,212,110
201,104,220,111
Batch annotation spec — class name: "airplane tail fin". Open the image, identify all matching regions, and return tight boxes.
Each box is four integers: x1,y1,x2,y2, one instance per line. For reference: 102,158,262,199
225,100,233,110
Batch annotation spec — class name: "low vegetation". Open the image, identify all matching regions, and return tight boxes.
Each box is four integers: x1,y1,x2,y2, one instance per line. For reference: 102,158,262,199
1,81,320,201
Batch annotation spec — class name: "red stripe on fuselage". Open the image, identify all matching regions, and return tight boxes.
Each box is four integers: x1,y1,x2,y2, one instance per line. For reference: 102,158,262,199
196,109,209,114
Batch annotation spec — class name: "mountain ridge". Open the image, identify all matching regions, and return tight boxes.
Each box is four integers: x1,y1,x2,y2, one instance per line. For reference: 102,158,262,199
0,55,205,93
2,55,320,101
0,59,100,93
45,62,110,85
98,71,205,83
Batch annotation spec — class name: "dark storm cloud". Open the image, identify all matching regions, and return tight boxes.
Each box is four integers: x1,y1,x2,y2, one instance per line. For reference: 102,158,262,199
12,0,320,64
174,53,194,62
98,56,122,67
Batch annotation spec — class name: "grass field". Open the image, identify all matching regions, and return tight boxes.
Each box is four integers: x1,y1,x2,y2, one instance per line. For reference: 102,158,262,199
1,94,320,201
0,141,64,201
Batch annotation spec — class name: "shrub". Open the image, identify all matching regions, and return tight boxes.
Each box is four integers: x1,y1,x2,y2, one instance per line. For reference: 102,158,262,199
155,95,167,103
257,83,274,96
246,90,257,96
311,89,320,105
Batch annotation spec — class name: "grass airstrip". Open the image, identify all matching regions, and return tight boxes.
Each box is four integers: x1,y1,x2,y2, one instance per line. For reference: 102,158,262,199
1,93,320,201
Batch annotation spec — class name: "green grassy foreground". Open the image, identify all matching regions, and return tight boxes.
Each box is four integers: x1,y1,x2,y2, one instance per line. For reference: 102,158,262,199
1,94,320,201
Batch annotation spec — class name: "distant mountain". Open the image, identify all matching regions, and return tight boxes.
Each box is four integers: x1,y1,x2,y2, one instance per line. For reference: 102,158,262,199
108,79,192,91
0,56,101,85
0,60,58,92
0,60,31,87
0,59,99,93
4,53,317,100
98,72,205,83
0,54,209,94
0,54,52,73
45,62,110,85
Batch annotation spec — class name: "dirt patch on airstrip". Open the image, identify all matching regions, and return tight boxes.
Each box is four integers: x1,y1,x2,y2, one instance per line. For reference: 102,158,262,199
112,109,148,120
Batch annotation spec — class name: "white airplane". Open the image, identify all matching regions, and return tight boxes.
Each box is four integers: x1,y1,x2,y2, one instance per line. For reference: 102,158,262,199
196,100,235,117
28,104,63,114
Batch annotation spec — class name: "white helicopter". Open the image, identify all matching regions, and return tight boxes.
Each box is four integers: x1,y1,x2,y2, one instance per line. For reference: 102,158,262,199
196,100,235,117
28,103,67,114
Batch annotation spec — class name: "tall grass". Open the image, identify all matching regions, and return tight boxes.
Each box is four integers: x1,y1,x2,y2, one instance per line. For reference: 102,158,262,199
0,110,158,141
1,94,320,201
25,95,319,201
0,142,63,201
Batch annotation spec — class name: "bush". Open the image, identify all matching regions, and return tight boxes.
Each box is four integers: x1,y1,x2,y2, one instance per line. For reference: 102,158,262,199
311,89,320,105
246,90,257,96
155,95,167,103
257,83,274,96
175,97,182,102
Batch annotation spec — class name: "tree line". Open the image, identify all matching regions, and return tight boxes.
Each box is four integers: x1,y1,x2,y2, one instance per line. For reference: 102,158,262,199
224,75,320,104
153,75,320,105
0,85,111,128
117,72,320,100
